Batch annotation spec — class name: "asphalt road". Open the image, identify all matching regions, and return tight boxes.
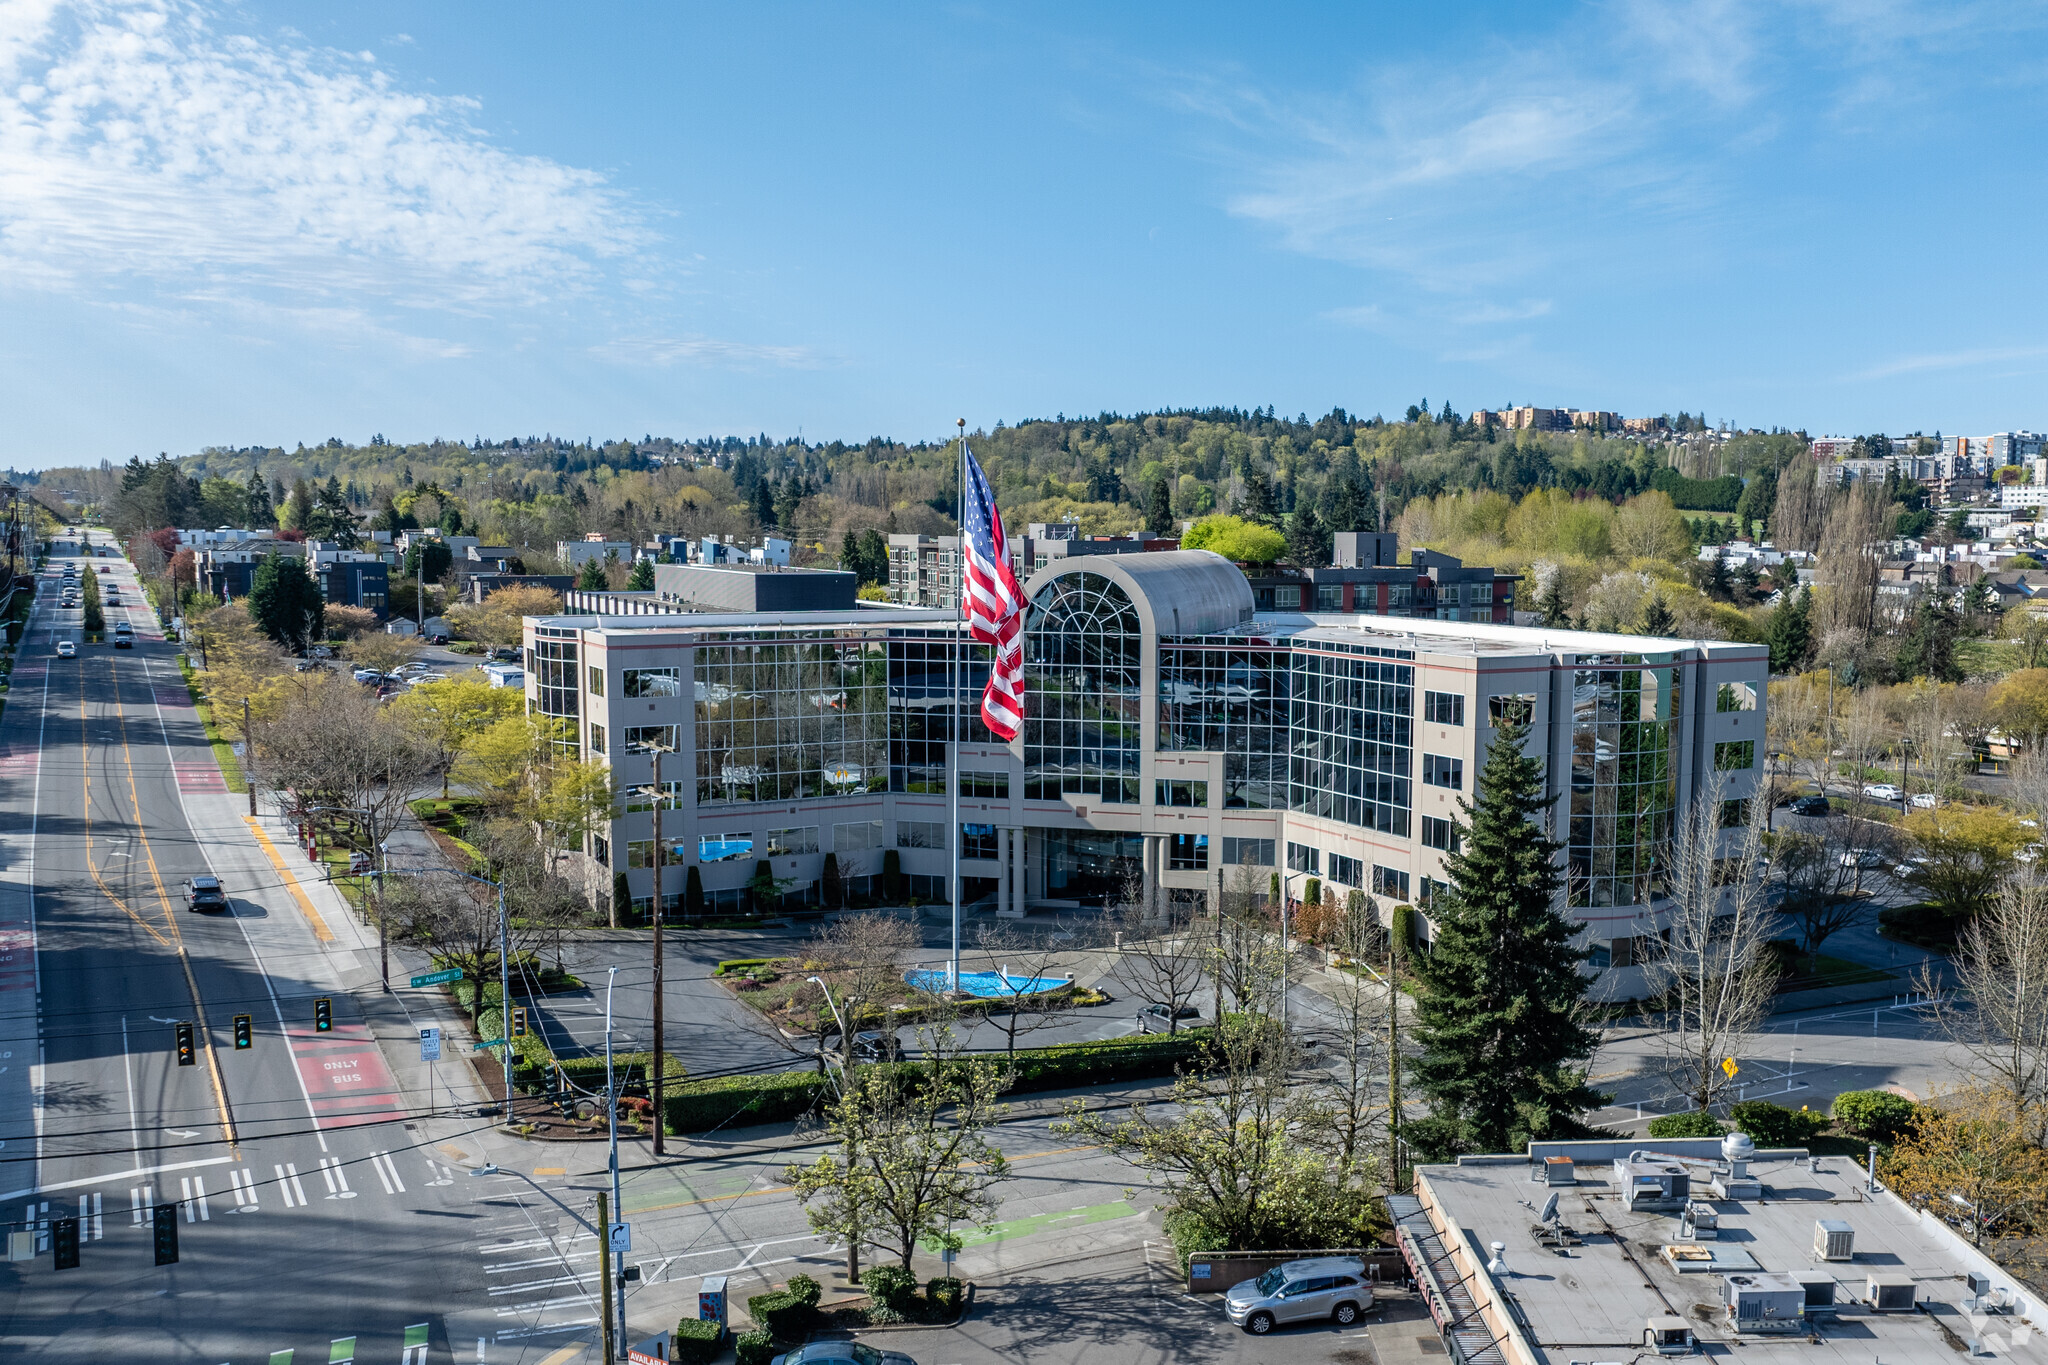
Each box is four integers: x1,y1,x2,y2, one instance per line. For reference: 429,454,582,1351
0,536,554,1363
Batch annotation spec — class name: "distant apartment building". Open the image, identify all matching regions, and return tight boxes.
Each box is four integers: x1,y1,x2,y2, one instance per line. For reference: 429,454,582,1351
1568,409,1618,432
1471,406,1572,432
1810,436,1856,460
1620,415,1668,435
664,535,792,567
885,525,1177,609
1241,534,1516,623
556,534,635,568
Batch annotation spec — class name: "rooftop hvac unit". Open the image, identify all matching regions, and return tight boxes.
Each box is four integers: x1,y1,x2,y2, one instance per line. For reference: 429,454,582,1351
1544,1156,1576,1186
1867,1276,1917,1312
1645,1316,1695,1355
1797,1276,1839,1313
1724,1273,1806,1332
1814,1220,1855,1262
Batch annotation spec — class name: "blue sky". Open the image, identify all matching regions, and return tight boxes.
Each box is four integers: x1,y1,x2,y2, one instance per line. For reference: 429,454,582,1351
2,0,2044,467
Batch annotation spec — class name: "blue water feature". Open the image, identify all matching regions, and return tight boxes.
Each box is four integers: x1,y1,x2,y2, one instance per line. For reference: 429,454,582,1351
903,969,1073,998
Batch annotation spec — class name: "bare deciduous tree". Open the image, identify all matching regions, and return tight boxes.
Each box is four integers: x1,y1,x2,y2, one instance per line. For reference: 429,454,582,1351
1647,781,1779,1112
971,920,1080,1055
810,912,919,1070
1105,871,1209,1034
1299,890,1391,1183
1768,813,1886,968
1813,482,1889,674
1212,864,1289,1019
1921,870,2048,1142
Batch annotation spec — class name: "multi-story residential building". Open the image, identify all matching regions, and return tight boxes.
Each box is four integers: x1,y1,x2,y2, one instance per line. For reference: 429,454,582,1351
1810,436,1856,460
1993,431,2045,465
527,550,1763,997
885,526,1177,608
304,541,390,616
555,534,635,568
1242,534,1516,621
1568,409,1618,432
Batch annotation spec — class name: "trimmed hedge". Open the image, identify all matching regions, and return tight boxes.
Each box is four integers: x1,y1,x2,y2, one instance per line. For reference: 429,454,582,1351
1832,1089,1919,1144
734,1327,775,1365
927,1276,965,1315
671,1318,723,1365
555,1050,688,1097
1648,1110,1726,1138
863,1264,916,1312
746,1274,821,1340
663,1028,1214,1133
1729,1099,1828,1147
717,957,775,976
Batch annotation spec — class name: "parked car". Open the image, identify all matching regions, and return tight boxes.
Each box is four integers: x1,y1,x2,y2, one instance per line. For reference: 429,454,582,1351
1789,794,1831,816
352,668,385,684
184,876,228,912
1909,793,1937,809
1861,782,1904,802
1838,848,1887,871
308,645,334,659
1137,1002,1201,1032
427,632,450,645
55,639,75,658
1224,1256,1374,1334
769,1343,915,1365
489,647,520,662
850,1030,903,1063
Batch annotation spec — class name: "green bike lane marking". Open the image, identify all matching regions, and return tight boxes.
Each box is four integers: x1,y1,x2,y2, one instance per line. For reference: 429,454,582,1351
931,1199,1139,1250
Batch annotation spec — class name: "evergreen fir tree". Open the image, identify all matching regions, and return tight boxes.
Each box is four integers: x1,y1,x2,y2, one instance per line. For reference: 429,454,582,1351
1640,593,1674,636
1764,586,1813,674
1285,505,1330,567
1408,720,1605,1158
577,557,608,591
245,468,275,527
1897,593,1963,683
1145,475,1173,534
626,558,655,591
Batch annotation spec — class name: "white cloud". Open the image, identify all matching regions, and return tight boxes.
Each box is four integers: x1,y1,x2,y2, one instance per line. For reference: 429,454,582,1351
590,335,823,369
0,0,647,308
1850,345,2048,382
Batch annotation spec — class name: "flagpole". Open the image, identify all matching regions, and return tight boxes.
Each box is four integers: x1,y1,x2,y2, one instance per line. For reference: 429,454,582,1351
950,417,966,991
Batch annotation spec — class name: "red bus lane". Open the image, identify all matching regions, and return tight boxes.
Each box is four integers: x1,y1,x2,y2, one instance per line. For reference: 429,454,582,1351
288,1022,410,1127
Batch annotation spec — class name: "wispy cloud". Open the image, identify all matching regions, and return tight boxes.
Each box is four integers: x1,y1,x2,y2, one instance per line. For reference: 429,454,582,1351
0,0,648,310
1850,345,2048,382
590,336,824,369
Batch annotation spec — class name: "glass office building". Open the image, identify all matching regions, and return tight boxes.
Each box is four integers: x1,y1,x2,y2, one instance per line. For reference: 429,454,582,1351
528,550,1765,995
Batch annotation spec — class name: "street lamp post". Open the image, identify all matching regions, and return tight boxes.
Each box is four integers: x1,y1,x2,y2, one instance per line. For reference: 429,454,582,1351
639,747,672,1157
604,965,626,1358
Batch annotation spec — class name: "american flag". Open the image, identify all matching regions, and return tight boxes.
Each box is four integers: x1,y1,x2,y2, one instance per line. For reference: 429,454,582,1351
961,447,1025,739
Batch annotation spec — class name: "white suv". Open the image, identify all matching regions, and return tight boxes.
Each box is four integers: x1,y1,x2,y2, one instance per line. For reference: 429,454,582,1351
1223,1256,1373,1334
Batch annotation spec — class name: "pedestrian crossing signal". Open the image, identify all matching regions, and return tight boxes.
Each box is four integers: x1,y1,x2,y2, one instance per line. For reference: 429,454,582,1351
232,1014,252,1050
512,1007,527,1038
52,1216,79,1270
314,997,332,1032
152,1204,179,1266
175,1021,196,1067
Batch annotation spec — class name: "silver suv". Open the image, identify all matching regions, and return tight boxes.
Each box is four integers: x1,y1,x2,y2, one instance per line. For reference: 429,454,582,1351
1224,1256,1373,1334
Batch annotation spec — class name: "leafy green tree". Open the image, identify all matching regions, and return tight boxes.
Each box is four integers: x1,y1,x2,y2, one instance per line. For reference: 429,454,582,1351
1182,515,1286,565
80,563,104,635
576,557,607,591
247,553,325,653
1765,586,1813,674
1145,475,1173,535
1734,466,1776,536
1408,720,1605,1157
626,557,655,591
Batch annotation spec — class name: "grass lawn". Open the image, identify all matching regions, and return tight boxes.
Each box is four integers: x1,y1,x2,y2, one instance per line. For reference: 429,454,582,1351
1778,952,1894,991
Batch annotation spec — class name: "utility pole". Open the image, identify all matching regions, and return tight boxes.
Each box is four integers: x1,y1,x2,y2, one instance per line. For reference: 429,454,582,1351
596,1189,614,1362
650,747,667,1157
1387,924,1402,1195
243,697,256,817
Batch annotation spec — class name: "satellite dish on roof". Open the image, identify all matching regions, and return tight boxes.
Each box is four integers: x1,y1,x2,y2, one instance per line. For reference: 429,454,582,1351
1539,1192,1560,1224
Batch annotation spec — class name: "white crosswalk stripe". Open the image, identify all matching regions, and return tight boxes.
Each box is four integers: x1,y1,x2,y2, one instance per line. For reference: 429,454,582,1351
75,1192,103,1240
317,1157,357,1199
129,1185,155,1225
370,1151,406,1195
178,1176,210,1221
227,1168,258,1210
274,1163,309,1208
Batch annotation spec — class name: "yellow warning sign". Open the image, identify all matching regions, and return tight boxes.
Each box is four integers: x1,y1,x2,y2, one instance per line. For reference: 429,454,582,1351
1721,1057,1739,1079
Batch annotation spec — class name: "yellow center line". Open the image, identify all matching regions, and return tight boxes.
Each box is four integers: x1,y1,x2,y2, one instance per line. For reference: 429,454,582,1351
81,690,170,948
107,663,239,1150
241,818,335,942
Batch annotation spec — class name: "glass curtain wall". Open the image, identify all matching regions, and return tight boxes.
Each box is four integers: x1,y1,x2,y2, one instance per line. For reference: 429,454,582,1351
1157,641,1287,809
532,633,581,754
1288,642,1415,835
1024,573,1144,803
887,631,991,793
694,632,889,805
1568,658,1680,907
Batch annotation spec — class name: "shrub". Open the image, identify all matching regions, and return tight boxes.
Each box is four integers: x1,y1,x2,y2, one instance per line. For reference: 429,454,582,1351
746,1286,815,1341
883,848,904,901
1391,903,1417,950
1729,1100,1829,1147
862,1263,917,1313
716,958,774,976
786,1273,822,1307
733,1327,775,1365
664,1068,833,1133
1831,1089,1920,1144
671,1318,723,1365
927,1277,965,1315
1648,1110,1727,1138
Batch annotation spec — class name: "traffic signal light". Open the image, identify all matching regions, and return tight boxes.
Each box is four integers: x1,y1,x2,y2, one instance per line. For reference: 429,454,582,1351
512,1007,527,1038
232,1014,252,1050
52,1216,79,1270
314,997,332,1032
175,1021,196,1066
152,1204,179,1265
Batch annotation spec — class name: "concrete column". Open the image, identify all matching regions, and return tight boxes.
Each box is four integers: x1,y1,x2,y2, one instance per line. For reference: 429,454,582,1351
999,826,1013,918
1142,835,1161,919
